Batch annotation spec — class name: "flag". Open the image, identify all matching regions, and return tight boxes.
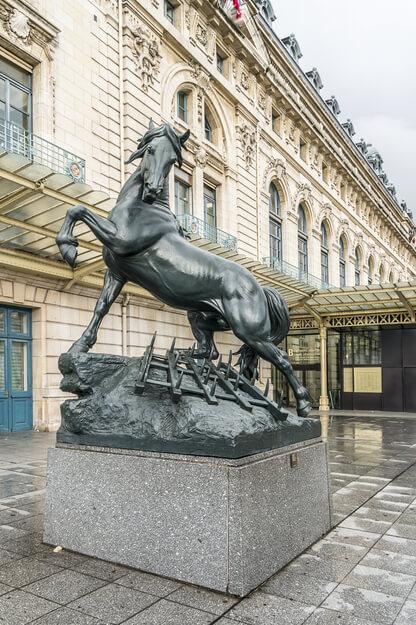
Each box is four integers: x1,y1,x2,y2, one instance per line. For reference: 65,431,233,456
233,0,241,18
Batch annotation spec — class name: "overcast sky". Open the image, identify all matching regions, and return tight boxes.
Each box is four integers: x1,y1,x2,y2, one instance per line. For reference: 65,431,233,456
272,0,416,211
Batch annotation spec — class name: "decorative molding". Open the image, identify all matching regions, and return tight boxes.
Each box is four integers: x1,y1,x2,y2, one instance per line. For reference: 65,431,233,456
262,158,286,191
292,182,312,211
0,0,59,60
126,16,161,92
237,122,256,169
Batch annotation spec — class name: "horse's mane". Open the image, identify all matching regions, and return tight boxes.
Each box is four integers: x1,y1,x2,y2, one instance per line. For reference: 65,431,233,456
129,124,184,167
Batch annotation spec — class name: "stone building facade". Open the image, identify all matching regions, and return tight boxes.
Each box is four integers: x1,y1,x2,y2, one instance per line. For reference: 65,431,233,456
0,0,414,430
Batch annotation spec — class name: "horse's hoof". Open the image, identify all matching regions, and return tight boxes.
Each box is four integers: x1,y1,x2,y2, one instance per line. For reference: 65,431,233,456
297,400,312,418
59,243,78,268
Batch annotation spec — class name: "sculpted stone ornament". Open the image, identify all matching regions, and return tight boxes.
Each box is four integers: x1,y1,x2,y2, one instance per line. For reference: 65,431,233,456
56,120,314,456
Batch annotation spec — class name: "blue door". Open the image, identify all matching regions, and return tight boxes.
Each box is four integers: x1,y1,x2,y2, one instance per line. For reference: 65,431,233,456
0,306,32,432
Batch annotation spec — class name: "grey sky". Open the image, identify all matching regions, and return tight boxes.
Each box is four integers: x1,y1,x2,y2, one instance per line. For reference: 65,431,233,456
272,0,416,211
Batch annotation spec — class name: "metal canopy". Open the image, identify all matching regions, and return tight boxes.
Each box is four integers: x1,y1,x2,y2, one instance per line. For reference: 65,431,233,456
291,282,416,323
0,156,316,306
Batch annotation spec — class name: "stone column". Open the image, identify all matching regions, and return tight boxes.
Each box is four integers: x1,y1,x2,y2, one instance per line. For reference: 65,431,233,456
319,324,330,411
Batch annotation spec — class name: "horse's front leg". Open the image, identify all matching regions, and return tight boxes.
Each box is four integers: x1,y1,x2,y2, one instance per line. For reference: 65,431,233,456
57,205,119,267
69,270,125,353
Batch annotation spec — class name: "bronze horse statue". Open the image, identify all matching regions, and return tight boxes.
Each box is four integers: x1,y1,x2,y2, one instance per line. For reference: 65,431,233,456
56,120,312,417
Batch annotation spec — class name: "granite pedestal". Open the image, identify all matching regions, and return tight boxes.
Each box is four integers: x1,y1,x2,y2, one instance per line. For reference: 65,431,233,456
44,438,332,596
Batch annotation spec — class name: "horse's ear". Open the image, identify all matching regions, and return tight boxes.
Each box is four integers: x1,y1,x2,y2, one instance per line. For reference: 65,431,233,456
179,129,191,146
148,118,156,131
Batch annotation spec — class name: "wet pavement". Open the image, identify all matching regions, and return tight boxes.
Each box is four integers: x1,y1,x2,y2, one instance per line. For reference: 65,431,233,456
0,415,415,624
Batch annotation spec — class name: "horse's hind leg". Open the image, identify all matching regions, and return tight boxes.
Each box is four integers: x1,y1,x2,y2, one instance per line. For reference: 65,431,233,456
187,312,229,359
243,339,312,418
69,270,125,354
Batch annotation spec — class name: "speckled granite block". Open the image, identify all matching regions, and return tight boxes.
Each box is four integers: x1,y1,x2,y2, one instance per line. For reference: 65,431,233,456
44,439,332,596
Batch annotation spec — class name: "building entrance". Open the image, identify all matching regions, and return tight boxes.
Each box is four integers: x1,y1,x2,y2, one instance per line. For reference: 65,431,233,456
0,306,32,432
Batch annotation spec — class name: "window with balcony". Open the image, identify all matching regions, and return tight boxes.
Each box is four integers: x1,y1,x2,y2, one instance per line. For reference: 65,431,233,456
177,91,189,123
339,236,346,287
298,204,308,276
269,183,282,263
321,222,329,285
203,184,217,229
354,248,361,286
0,58,31,131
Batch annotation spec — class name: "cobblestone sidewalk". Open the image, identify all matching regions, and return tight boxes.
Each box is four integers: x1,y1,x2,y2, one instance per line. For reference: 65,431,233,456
0,415,415,624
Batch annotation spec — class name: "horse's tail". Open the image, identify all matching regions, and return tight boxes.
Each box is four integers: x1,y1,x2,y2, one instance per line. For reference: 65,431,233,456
237,287,290,380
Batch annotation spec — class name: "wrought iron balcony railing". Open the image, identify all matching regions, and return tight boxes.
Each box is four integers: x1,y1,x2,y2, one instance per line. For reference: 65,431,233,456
176,214,238,252
0,118,86,183
264,256,332,290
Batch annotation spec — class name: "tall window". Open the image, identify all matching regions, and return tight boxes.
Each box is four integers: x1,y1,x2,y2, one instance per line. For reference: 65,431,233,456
204,115,212,142
203,184,216,231
0,58,32,131
339,237,346,287
298,204,308,276
269,183,282,263
368,257,374,285
379,265,385,285
354,249,361,286
177,91,188,123
174,179,191,216
320,222,329,286
164,0,175,24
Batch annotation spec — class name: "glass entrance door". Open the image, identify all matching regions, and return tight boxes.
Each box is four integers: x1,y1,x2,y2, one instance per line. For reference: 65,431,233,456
0,307,32,432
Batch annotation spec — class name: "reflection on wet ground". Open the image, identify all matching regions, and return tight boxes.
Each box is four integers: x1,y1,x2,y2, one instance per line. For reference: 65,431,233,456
0,415,415,624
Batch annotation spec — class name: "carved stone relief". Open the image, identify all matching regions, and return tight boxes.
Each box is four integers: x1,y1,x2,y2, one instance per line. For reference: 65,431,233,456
237,123,256,169
127,21,162,92
262,158,286,190
0,0,58,60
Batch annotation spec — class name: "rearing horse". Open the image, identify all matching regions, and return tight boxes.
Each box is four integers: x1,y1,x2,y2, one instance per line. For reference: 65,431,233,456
56,120,312,417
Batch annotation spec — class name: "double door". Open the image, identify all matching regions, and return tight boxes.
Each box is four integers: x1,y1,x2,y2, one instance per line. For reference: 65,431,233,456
0,306,32,432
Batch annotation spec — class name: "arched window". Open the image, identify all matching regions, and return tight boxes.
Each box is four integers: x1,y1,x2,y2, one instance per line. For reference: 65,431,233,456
389,270,395,283
321,222,329,286
379,264,385,285
368,257,374,285
204,115,212,142
354,248,361,286
339,236,346,287
177,91,189,123
269,183,282,264
298,204,308,277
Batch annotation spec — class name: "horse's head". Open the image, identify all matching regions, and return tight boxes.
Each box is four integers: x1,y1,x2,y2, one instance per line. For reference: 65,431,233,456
126,120,190,203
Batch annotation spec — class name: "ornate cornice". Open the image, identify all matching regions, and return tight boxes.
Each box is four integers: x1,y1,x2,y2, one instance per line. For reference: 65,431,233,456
0,0,59,60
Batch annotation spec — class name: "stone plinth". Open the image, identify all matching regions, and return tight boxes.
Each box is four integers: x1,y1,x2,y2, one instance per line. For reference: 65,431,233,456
44,439,332,596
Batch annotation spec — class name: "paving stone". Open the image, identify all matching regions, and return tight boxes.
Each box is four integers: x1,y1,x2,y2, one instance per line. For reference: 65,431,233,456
0,524,28,544
0,589,57,625
397,512,416,526
8,513,44,533
262,569,337,606
361,548,416,575
391,599,416,625
375,535,416,557
26,607,107,625
285,553,356,582
66,583,157,624
168,585,238,615
322,583,404,623
343,563,416,597
227,591,314,625
339,516,392,534
115,570,182,597
24,569,106,604
0,582,13,596
1,533,51,555
324,527,381,548
307,539,368,563
123,599,216,624
365,497,409,512
374,491,414,504
72,558,131,582
0,547,23,565
353,506,402,523
304,606,388,625
34,549,88,569
387,523,416,539
0,555,62,587
0,507,32,524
